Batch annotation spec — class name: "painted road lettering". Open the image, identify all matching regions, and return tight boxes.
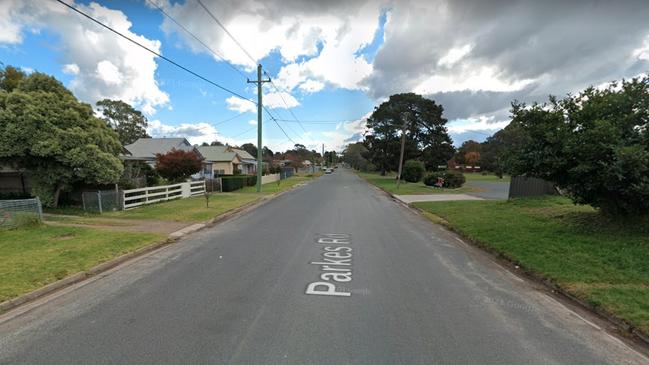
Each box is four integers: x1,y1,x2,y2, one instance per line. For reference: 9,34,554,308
306,233,353,297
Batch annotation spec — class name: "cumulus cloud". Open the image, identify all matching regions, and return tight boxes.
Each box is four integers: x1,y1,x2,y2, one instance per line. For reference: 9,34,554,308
158,0,381,91
225,96,257,113
0,1,169,115
364,1,649,125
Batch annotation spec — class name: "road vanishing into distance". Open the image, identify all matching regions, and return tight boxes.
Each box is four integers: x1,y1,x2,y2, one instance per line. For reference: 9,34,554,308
0,169,647,364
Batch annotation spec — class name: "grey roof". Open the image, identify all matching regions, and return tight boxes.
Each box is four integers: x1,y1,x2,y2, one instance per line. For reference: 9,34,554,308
197,146,238,162
230,148,255,160
124,138,195,159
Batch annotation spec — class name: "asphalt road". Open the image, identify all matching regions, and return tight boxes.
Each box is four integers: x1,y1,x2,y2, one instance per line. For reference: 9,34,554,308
0,169,646,364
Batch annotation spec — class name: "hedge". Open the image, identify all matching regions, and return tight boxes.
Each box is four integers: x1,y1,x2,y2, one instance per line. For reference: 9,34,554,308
220,175,257,192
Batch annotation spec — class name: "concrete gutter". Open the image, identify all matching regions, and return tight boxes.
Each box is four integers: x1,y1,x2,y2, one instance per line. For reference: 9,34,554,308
0,178,316,315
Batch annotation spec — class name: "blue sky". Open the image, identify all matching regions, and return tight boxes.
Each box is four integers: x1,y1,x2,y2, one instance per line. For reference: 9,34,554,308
2,0,648,151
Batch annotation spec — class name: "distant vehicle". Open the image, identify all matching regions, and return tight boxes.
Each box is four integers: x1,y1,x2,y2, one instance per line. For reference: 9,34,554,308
325,168,332,174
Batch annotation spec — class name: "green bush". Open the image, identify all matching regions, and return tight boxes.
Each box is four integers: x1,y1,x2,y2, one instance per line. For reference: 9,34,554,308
444,170,466,188
220,175,257,192
402,160,425,182
423,170,466,188
423,171,444,186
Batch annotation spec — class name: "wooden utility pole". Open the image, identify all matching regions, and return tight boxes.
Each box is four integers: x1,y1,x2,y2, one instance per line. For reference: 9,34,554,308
396,113,409,190
247,64,271,192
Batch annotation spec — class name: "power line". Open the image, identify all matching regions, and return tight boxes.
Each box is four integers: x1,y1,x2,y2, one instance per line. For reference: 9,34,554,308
196,0,257,65
263,70,307,133
232,125,257,138
54,0,256,106
214,110,249,126
193,0,308,144
145,0,250,80
274,119,343,124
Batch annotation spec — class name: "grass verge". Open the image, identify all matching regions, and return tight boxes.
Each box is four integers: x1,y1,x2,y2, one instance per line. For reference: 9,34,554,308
356,171,481,195
0,225,163,303
414,196,649,334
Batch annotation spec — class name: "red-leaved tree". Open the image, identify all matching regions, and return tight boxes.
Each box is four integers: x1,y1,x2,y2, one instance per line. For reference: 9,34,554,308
155,149,202,182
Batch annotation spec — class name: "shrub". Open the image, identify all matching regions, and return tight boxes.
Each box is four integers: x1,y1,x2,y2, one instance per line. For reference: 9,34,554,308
423,171,444,186
402,160,425,182
155,149,202,183
423,170,466,188
444,170,466,188
220,175,257,192
508,77,649,215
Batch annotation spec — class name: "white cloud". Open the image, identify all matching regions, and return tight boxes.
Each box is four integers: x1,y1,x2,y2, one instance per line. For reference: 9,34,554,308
96,60,122,85
414,66,535,94
438,44,473,67
1,1,169,115
148,120,222,145
160,0,381,90
298,79,325,93
248,119,257,125
263,91,300,109
225,96,256,113
62,63,80,75
446,115,510,134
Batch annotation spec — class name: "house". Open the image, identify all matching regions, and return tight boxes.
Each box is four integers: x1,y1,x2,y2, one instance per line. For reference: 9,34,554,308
229,148,257,175
196,146,256,177
122,137,200,166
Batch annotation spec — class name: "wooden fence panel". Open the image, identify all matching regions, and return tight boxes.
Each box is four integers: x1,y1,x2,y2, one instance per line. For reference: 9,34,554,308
508,176,557,198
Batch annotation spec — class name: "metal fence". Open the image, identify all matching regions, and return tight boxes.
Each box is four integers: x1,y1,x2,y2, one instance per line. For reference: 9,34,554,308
0,198,43,228
508,176,557,198
82,190,122,213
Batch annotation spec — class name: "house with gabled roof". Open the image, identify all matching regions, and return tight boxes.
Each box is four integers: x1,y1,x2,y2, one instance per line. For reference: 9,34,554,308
122,137,200,165
196,145,256,177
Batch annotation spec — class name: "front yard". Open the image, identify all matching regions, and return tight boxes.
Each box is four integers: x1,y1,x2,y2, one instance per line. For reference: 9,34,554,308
415,196,649,334
1,174,318,306
0,225,163,303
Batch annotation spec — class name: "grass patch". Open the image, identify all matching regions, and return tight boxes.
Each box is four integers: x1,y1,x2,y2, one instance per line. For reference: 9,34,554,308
357,171,479,195
103,193,261,222
0,225,162,303
414,196,649,333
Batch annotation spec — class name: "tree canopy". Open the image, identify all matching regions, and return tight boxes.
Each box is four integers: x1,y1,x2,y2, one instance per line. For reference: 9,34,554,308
96,99,149,145
507,77,649,215
0,70,123,207
364,93,454,174
155,149,202,182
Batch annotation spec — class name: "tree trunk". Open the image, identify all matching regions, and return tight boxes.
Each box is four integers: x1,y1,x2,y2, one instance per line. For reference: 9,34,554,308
52,185,63,208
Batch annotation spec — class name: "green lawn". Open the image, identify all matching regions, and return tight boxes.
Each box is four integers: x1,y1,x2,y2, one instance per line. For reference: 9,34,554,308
0,225,163,303
356,172,480,195
414,196,649,333
104,193,262,222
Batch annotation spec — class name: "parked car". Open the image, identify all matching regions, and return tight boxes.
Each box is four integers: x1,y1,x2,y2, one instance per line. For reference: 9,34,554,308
325,168,332,174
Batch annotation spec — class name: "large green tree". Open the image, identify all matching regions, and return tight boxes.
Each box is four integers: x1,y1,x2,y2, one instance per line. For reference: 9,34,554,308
342,142,372,171
364,93,454,174
96,99,149,145
508,77,649,215
0,71,123,207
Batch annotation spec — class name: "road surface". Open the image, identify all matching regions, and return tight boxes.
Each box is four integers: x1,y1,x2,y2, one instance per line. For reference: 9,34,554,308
0,169,646,364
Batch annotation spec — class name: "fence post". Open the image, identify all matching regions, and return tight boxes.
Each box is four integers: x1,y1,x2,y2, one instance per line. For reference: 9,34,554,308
97,191,103,214
82,192,86,212
35,197,43,221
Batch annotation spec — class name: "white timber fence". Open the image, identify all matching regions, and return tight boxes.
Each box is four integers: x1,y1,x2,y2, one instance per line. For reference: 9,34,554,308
261,173,281,184
122,181,205,210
